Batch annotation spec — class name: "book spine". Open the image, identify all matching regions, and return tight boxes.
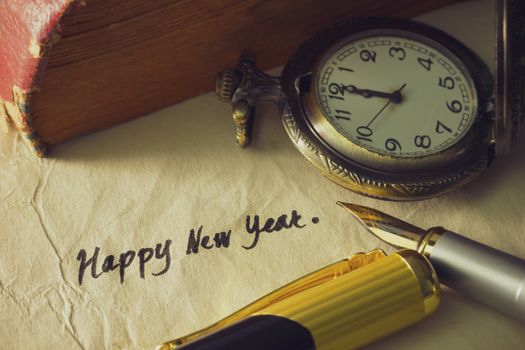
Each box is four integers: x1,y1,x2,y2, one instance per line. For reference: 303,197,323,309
0,0,80,156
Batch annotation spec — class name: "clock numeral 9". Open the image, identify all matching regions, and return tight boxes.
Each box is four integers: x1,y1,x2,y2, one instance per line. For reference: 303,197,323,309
356,126,373,142
360,50,377,63
414,135,431,149
438,76,455,90
388,47,406,61
385,138,402,151
446,100,462,113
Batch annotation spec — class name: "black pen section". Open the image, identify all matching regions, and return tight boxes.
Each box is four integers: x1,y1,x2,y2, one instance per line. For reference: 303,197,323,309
177,315,316,350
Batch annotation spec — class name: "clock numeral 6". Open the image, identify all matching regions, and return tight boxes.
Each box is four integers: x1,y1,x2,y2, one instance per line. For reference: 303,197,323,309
356,126,373,142
438,76,455,90
385,138,402,151
414,135,431,149
360,50,377,63
388,47,406,61
446,100,462,113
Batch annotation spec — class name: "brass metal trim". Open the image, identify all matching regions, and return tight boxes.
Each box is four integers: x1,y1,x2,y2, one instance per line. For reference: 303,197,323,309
281,102,489,200
305,30,479,170
417,227,445,258
397,249,440,315
280,18,494,200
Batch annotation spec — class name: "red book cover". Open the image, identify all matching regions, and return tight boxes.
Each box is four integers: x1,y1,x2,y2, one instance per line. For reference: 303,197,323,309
0,0,458,157
0,0,81,156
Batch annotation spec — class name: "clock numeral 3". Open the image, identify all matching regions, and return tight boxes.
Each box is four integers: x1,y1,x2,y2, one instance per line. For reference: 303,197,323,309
414,135,431,149
388,47,406,61
435,120,452,134
385,138,402,151
446,100,462,113
417,57,433,71
360,50,377,63
357,126,373,142
438,76,455,90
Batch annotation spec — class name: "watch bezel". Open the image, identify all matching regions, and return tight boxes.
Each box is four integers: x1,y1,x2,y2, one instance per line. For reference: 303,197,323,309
306,28,480,172
281,17,494,200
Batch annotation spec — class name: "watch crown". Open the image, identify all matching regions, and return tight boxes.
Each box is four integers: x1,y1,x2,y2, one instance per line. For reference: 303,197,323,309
216,68,241,102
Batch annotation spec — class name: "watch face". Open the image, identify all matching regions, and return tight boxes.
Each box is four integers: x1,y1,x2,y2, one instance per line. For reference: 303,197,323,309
315,30,478,158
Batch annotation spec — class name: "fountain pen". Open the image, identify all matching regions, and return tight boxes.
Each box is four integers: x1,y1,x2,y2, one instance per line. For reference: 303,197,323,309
159,250,440,350
338,202,525,322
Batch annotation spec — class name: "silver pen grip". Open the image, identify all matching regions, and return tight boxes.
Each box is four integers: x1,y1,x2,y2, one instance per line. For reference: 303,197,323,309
430,231,525,322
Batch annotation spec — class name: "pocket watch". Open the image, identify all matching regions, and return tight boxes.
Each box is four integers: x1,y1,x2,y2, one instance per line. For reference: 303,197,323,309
215,0,524,201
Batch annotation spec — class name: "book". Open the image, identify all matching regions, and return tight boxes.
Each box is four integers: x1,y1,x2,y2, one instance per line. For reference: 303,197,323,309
0,0,458,157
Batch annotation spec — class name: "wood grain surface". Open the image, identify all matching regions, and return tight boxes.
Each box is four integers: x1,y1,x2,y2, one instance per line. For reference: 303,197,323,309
4,0,460,154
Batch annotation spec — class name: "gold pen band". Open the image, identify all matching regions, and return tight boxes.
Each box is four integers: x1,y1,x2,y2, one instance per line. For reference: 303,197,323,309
160,250,439,350
257,250,439,349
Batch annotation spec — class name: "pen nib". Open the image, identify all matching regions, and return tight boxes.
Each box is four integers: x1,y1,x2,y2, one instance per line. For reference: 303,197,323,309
337,202,426,251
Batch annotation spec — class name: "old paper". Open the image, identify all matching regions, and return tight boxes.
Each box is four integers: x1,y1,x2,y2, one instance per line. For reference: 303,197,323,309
1,0,524,349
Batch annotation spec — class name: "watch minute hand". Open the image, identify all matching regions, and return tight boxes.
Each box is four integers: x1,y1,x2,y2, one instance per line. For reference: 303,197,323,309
365,83,407,128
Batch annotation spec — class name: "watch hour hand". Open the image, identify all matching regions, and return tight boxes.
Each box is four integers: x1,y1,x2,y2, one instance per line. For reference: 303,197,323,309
343,84,403,104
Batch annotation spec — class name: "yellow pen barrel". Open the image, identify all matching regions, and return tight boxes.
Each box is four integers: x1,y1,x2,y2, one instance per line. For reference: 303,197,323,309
159,250,439,350
257,249,439,349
